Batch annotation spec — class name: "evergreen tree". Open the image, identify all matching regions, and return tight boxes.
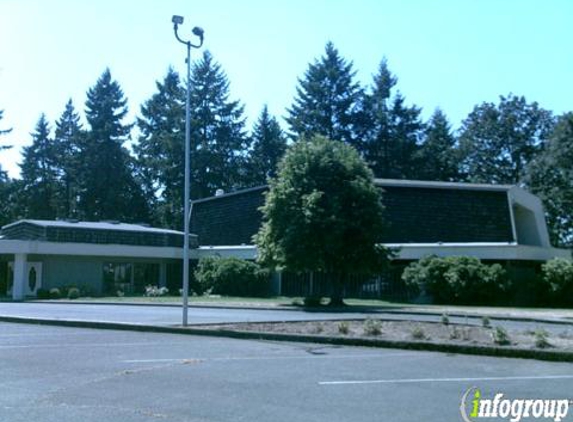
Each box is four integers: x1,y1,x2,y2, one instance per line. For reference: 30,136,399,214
247,105,287,186
362,59,424,179
53,99,84,217
459,94,554,184
526,113,573,247
135,67,186,228
189,51,248,199
19,114,60,219
78,69,149,222
286,42,362,147
416,109,460,181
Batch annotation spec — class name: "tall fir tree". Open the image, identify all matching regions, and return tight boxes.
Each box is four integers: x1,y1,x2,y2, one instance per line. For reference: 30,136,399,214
19,114,61,219
189,51,248,199
135,67,186,228
246,105,287,186
53,99,84,217
78,69,149,222
286,42,363,147
458,94,554,184
362,58,424,179
416,108,460,181
526,113,573,247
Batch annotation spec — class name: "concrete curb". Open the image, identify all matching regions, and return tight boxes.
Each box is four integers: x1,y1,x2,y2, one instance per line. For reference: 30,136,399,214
2,315,572,363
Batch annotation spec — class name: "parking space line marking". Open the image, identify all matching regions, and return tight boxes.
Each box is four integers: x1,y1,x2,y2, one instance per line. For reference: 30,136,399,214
0,342,186,350
122,352,422,363
319,375,573,386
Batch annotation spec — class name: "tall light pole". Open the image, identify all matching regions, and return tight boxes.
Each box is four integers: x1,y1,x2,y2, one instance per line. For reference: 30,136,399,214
172,15,204,326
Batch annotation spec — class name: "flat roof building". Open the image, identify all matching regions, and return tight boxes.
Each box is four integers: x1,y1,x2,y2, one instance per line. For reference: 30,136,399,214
0,220,197,300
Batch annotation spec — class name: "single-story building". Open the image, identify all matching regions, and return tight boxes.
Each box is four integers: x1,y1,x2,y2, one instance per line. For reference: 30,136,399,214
190,179,571,298
1,179,570,300
0,220,197,300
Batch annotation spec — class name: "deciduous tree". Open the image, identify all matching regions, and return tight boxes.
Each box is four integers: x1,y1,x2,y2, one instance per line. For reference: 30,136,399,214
459,94,554,184
255,135,390,306
526,113,573,247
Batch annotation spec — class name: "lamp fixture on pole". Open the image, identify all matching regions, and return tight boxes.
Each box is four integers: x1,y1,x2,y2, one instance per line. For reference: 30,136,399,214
171,14,204,326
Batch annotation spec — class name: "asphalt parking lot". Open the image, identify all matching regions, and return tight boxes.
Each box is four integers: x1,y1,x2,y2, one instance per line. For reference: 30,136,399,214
2,322,573,422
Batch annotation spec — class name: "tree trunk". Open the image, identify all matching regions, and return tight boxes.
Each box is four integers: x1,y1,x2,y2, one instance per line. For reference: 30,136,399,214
328,272,346,307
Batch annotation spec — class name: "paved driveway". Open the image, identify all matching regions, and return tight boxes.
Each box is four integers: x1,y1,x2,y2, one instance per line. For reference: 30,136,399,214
0,302,370,325
1,302,572,335
2,322,573,422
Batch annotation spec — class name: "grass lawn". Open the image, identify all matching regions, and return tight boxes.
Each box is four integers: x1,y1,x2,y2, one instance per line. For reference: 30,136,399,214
29,294,405,309
21,295,573,319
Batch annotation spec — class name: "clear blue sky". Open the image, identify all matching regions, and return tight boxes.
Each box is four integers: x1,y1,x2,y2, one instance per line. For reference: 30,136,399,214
1,0,571,178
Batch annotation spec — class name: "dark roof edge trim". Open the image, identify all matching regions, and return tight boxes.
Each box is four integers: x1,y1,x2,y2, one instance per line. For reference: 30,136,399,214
192,179,514,205
192,185,268,205
374,179,513,191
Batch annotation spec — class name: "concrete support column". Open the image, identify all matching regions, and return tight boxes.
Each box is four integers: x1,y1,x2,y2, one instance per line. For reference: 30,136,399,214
158,262,167,288
12,253,27,301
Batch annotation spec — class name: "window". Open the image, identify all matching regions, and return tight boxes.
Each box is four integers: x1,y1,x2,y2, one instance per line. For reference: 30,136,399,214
103,262,160,295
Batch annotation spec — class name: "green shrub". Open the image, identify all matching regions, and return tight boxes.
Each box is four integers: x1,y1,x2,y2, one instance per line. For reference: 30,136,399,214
363,318,382,336
402,255,510,305
338,321,350,335
49,288,61,299
492,326,511,346
36,288,50,299
541,258,573,307
194,257,270,297
482,316,491,328
411,326,426,340
67,287,80,300
533,329,552,349
441,313,449,325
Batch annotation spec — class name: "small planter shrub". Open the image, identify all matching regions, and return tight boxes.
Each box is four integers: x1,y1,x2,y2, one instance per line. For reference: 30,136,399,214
195,257,270,297
402,255,510,305
534,329,552,349
363,318,382,336
482,316,491,328
49,288,61,299
338,321,350,335
541,258,573,307
67,287,80,300
411,326,427,340
492,326,511,346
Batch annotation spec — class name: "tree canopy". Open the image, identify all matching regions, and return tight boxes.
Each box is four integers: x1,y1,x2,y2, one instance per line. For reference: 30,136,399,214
526,113,573,247
459,94,554,184
286,42,362,147
255,135,390,304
